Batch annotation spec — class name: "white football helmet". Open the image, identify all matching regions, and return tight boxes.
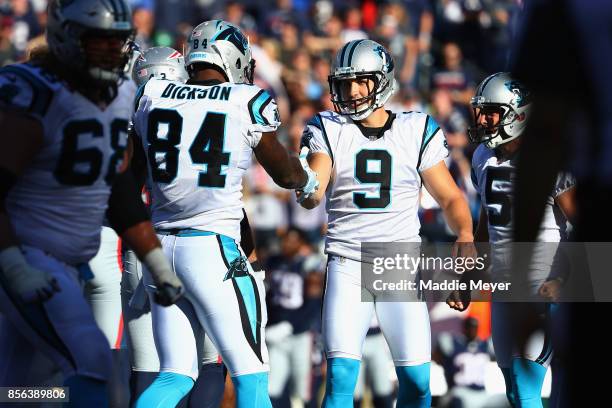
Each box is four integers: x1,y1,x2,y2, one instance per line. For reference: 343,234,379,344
468,72,532,149
328,39,397,121
46,0,134,85
184,20,254,84
132,47,188,86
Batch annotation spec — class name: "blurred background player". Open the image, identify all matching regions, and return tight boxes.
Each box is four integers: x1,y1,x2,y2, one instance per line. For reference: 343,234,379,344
299,39,476,408
265,227,324,408
353,316,395,408
130,19,318,408
0,0,182,406
433,317,495,408
447,72,575,408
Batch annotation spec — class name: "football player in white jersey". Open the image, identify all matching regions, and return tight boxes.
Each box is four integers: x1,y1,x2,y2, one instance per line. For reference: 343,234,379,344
126,46,234,408
131,20,318,408
0,0,184,406
298,39,476,408
447,73,576,408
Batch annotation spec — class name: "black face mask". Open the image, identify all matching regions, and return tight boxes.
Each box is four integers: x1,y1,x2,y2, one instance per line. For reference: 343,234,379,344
328,72,383,117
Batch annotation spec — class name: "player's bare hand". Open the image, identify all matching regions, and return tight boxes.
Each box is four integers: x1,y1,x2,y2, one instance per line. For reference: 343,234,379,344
538,279,562,302
446,288,471,311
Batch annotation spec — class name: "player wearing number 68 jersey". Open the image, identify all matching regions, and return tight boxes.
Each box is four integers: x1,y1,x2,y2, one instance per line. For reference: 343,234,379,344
131,19,318,408
0,0,183,406
298,39,476,408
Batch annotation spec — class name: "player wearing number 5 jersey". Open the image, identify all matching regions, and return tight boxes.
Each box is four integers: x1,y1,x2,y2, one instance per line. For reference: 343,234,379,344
0,1,183,407
131,20,318,408
299,39,476,408
448,73,576,408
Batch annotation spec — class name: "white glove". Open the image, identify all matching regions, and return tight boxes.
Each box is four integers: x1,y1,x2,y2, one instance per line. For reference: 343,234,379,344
142,247,184,306
0,246,60,303
297,146,319,203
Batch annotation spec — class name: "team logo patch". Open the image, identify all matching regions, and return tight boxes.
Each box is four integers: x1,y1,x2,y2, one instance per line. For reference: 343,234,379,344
224,257,250,281
192,30,202,37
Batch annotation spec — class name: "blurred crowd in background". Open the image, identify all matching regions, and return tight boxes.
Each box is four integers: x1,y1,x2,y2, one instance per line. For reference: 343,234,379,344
0,0,525,406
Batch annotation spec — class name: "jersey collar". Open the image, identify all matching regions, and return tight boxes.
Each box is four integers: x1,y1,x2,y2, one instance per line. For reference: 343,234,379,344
353,110,396,140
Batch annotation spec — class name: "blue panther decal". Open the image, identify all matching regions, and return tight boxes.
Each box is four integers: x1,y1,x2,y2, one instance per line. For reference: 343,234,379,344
504,80,531,107
374,45,394,73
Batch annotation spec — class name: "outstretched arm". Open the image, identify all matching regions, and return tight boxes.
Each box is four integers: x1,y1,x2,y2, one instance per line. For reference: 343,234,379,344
253,132,308,189
298,152,332,209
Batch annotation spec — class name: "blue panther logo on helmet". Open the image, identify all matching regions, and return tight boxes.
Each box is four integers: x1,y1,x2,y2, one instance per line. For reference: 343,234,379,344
212,26,249,56
504,80,531,107
374,45,394,73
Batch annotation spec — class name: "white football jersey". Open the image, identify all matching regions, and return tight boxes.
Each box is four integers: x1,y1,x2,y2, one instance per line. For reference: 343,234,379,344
302,110,449,261
471,144,574,244
0,63,135,264
471,144,575,291
133,78,280,240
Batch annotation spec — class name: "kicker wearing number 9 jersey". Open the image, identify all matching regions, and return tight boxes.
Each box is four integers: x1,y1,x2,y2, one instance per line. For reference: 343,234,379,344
299,40,475,408
132,20,317,408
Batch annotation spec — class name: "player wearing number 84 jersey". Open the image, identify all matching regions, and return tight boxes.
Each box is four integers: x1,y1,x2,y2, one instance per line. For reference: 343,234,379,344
299,39,476,408
131,19,318,408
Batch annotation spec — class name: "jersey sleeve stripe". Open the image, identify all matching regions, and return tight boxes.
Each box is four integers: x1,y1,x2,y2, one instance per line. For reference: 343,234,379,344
1,66,52,118
416,115,441,172
317,114,334,166
255,95,273,126
247,89,266,124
